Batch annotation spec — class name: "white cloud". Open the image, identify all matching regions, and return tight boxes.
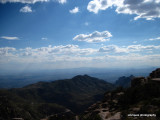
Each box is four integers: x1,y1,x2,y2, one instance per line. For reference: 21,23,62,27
41,37,48,40
20,5,32,13
87,0,160,20
84,22,89,26
0,47,16,56
57,0,66,4
38,45,96,56
73,30,112,43
127,44,160,52
20,44,97,57
0,0,49,4
1,36,19,40
99,44,160,53
99,45,127,53
149,37,160,41
87,0,123,14
69,7,79,14
0,0,67,4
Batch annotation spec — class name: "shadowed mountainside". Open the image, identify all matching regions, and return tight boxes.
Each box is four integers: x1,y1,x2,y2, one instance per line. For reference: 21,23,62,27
115,75,135,88
0,75,114,120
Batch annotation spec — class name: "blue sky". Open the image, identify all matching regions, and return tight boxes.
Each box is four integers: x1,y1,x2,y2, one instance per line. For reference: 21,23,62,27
0,0,160,71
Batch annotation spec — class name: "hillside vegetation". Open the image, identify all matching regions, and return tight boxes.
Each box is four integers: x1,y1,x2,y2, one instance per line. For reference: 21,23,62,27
0,75,114,120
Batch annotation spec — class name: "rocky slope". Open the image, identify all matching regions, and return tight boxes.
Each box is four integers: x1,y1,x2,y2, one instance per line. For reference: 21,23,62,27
81,68,160,120
149,68,160,78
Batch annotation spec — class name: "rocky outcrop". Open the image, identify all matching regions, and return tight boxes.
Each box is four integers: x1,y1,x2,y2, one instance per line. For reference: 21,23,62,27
82,68,160,120
131,77,148,87
149,68,160,78
149,68,160,83
115,75,134,88
131,68,160,87
82,89,124,120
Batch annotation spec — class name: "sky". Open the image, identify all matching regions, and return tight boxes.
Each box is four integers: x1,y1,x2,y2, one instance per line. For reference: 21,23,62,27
0,0,160,72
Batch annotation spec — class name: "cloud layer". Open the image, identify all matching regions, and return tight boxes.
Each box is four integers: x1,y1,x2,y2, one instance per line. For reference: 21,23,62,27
19,44,97,58
99,44,160,53
0,44,160,70
73,31,112,43
0,47,16,56
87,0,160,20
149,37,160,41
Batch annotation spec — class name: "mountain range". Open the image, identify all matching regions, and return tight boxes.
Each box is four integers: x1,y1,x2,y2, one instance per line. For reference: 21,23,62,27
0,75,114,120
0,67,155,88
0,68,160,120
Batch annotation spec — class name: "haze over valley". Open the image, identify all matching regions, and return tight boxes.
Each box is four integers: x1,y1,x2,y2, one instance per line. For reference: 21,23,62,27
0,67,155,88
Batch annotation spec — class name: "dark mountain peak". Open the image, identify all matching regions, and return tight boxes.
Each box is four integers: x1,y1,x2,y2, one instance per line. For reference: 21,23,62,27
129,75,134,78
71,74,100,82
72,74,92,80
71,75,109,86
115,75,135,88
149,68,160,78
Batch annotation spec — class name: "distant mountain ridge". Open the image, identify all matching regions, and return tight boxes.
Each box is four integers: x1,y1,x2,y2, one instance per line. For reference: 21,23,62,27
115,75,135,88
0,67,155,88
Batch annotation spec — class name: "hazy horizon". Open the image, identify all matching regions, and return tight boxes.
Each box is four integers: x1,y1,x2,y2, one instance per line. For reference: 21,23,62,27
0,67,155,88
